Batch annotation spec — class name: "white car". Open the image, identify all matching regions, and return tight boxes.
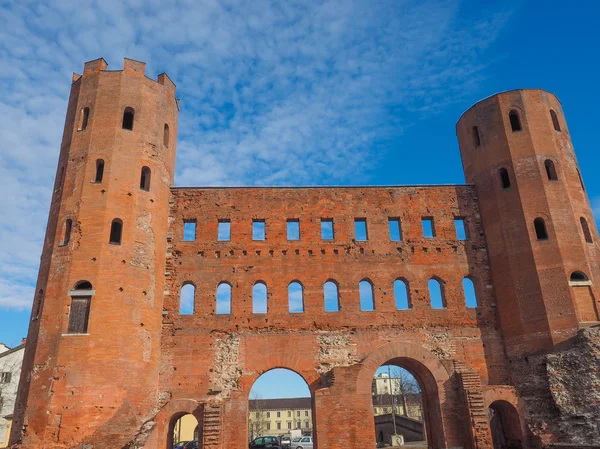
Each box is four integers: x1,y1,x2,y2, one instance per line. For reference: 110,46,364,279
291,436,313,449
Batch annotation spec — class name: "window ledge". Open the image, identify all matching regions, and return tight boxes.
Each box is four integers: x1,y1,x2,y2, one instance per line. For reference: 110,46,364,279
61,333,91,337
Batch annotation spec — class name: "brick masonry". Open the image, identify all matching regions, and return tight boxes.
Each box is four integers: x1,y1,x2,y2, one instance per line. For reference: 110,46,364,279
8,60,600,449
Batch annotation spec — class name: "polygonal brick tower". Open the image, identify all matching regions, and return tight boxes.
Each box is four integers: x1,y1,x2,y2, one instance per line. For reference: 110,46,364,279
11,58,178,448
456,89,600,357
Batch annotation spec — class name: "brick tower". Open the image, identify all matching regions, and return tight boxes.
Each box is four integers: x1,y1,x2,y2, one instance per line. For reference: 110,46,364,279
456,89,600,356
11,58,178,447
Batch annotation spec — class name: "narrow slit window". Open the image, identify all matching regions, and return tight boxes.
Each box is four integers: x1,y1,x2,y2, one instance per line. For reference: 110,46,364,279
253,282,268,313
577,169,585,191
509,110,522,132
183,220,196,241
122,107,135,130
422,217,435,238
354,218,368,241
94,159,104,183
216,283,232,314
428,278,445,309
287,219,300,240
179,283,195,315
61,219,72,246
500,168,511,189
67,281,93,334
324,281,339,312
544,160,558,181
288,281,304,313
109,219,123,245
321,219,334,240
218,220,231,241
388,218,401,242
454,218,467,240
163,123,170,146
55,166,65,193
472,126,481,148
550,110,561,132
581,217,593,243
80,107,90,130
534,218,548,240
394,279,410,310
462,277,478,308
140,166,151,191
252,220,266,241
359,280,375,311
33,289,44,320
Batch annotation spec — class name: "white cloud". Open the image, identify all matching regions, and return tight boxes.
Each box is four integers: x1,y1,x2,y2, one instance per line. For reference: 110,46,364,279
0,0,510,311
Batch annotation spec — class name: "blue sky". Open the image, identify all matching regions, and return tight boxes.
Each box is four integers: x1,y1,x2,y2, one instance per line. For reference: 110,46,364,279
0,0,598,380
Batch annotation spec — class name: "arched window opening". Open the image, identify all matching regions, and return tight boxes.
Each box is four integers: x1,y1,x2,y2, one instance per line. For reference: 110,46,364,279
545,159,558,181
94,159,104,183
122,107,135,130
164,123,170,147
472,126,481,148
168,413,199,449
499,168,511,189
581,217,593,243
489,401,523,449
462,278,478,308
373,364,426,446
179,283,195,315
288,281,304,313
394,279,410,310
109,219,123,245
60,219,72,246
67,281,93,334
534,218,548,240
80,107,90,130
140,166,151,191
428,278,445,309
577,169,586,191
550,109,561,132
570,271,589,282
249,369,313,442
216,282,231,315
253,282,267,314
324,281,340,312
359,280,375,311
509,110,522,132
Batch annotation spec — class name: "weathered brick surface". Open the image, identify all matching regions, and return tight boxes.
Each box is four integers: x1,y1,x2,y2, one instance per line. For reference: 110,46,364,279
9,60,600,449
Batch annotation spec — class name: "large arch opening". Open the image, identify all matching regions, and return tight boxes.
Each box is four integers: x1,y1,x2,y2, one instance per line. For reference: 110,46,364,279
372,362,426,447
489,400,523,449
168,412,200,449
248,368,314,449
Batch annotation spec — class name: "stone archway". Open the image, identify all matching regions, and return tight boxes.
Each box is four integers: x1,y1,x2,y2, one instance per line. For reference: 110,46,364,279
489,400,523,449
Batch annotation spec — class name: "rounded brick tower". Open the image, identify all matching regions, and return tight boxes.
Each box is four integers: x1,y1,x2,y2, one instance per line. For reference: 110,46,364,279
456,89,600,356
11,58,178,448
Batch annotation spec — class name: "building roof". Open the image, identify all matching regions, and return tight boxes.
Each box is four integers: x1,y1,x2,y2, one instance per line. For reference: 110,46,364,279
249,397,311,410
0,343,25,359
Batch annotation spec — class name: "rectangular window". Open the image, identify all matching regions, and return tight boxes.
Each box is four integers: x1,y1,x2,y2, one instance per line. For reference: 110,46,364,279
296,411,300,417
422,217,435,238
287,411,291,417
277,411,281,418
218,220,231,241
183,220,196,241
0,372,11,383
252,220,266,241
388,218,401,242
267,422,271,430
266,412,270,418
454,218,467,240
305,410,308,416
354,218,368,241
287,421,292,429
321,219,334,240
287,219,300,240
277,422,281,430
67,296,91,334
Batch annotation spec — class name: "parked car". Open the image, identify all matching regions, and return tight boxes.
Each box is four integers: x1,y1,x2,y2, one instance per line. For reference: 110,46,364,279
291,436,313,449
280,436,291,448
249,435,282,448
173,442,198,449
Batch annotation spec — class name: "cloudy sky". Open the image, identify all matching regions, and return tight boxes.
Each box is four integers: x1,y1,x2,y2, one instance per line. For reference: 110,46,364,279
1,0,599,347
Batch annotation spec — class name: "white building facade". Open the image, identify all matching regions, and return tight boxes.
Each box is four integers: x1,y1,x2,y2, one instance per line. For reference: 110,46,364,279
0,342,25,448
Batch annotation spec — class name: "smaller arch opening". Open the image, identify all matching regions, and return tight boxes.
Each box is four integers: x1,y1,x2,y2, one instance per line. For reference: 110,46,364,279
164,124,170,147
489,400,523,449
472,126,481,148
324,280,340,312
509,110,522,132
581,217,593,243
94,159,104,183
140,166,151,191
109,219,123,245
169,413,199,449
80,107,90,130
216,282,232,314
61,218,72,246
534,218,548,240
499,168,511,189
359,279,375,311
544,159,558,181
122,107,135,130
428,278,445,309
570,271,589,282
394,279,410,310
462,277,478,308
289,281,304,313
75,280,93,290
253,282,268,314
550,109,561,132
180,283,195,315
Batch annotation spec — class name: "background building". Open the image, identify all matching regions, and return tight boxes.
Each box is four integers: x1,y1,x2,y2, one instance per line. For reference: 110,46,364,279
249,398,313,439
0,342,24,448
